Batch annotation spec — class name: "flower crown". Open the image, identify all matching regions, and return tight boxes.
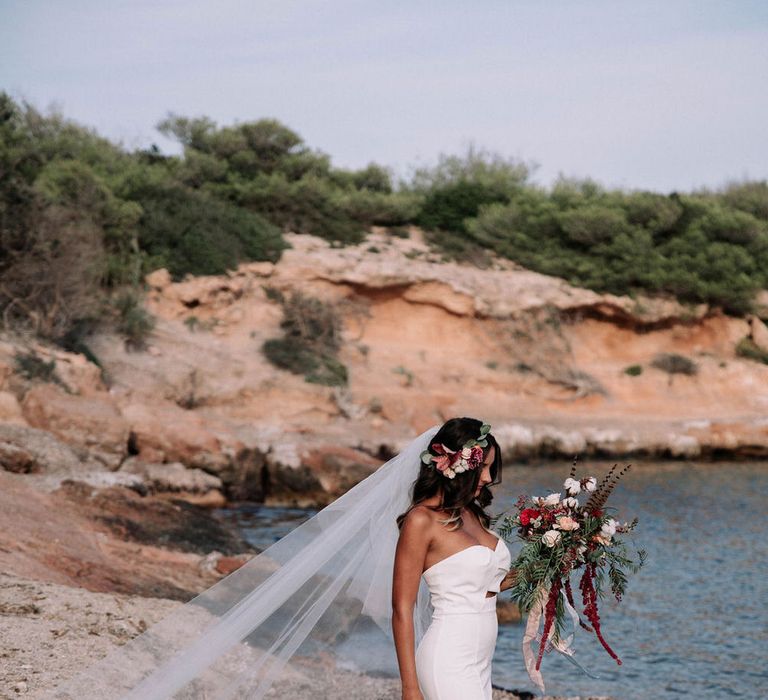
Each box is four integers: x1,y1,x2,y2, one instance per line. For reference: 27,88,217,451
420,423,492,479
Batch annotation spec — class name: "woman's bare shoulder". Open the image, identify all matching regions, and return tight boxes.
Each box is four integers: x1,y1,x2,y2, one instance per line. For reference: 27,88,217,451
400,505,436,538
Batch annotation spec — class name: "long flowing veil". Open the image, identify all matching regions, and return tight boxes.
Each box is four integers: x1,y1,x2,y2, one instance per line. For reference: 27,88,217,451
50,425,440,699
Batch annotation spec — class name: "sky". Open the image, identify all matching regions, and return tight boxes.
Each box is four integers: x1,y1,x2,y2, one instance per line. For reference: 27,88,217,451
1,0,767,192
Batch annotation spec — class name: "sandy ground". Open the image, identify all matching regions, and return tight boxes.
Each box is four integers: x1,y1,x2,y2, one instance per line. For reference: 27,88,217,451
0,574,613,700
0,573,177,699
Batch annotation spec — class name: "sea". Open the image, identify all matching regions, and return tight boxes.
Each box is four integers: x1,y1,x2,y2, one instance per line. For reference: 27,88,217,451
216,460,768,700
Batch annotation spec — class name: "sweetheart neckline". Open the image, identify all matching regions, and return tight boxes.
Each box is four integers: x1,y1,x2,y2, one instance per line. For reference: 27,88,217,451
422,536,504,575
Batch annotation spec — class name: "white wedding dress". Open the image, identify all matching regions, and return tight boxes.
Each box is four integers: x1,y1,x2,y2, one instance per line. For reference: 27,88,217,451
416,534,512,700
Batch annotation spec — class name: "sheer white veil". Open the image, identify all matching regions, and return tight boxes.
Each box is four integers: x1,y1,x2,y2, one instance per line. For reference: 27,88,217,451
50,424,440,699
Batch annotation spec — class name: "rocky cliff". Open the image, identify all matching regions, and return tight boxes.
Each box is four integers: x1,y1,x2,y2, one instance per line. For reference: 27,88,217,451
2,227,768,508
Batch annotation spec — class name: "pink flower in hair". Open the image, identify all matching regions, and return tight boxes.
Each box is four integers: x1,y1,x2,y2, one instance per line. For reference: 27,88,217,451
431,443,458,473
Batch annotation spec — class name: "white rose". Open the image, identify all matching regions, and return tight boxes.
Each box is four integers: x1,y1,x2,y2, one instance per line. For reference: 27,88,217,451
461,447,472,458
563,477,581,495
563,496,579,509
584,477,597,492
555,515,580,531
544,492,561,506
601,518,617,536
444,468,456,479
541,529,562,548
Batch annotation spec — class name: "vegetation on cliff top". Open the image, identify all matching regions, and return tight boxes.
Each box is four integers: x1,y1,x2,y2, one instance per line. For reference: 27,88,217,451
2,92,768,354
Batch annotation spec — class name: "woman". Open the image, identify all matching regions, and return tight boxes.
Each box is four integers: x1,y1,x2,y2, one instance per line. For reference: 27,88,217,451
52,418,514,699
393,417,516,700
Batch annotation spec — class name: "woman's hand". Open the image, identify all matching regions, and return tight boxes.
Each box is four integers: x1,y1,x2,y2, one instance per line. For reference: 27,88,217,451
499,567,518,592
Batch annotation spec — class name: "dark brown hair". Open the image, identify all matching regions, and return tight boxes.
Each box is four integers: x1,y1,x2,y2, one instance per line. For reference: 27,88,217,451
396,416,502,531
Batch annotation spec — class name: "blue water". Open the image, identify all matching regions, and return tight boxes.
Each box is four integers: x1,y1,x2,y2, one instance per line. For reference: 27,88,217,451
217,461,768,699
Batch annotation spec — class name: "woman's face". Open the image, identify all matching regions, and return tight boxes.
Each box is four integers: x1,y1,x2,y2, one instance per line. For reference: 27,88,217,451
474,444,495,496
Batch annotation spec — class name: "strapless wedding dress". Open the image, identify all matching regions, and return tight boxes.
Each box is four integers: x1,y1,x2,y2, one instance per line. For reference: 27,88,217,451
416,535,513,700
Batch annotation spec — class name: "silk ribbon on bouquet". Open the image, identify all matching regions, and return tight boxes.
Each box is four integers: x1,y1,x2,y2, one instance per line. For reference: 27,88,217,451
521,584,597,693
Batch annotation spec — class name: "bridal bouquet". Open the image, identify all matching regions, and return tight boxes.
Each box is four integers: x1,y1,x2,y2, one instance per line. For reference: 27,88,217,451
497,461,646,689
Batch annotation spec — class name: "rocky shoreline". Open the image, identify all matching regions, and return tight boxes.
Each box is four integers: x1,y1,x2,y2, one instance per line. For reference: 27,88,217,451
0,460,603,699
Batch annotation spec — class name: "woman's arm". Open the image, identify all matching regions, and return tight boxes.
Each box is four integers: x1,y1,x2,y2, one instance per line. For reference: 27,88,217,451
392,508,431,700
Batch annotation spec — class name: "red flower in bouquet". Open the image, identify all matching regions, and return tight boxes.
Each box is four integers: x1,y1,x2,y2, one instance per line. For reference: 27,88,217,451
519,508,540,527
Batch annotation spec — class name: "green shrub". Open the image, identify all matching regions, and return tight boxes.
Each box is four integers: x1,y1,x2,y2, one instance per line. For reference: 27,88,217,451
184,316,218,332
416,180,511,234
624,364,643,376
392,365,414,387
735,337,768,364
620,191,683,235
262,339,348,387
131,181,285,279
305,354,348,386
112,291,155,350
721,181,768,221
410,146,530,195
336,188,421,227
261,291,347,386
410,147,529,235
14,351,60,383
556,204,632,246
650,353,698,377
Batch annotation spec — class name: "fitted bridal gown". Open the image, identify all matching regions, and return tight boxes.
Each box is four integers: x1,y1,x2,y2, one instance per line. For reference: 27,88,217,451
415,535,513,700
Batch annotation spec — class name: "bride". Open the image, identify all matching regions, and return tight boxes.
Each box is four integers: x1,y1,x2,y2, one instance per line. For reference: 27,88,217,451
51,417,516,699
393,417,515,700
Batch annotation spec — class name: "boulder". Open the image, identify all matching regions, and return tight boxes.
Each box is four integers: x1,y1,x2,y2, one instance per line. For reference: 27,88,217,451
0,339,105,397
0,391,26,425
198,551,254,577
299,445,381,499
219,446,269,502
0,441,37,473
750,315,768,352
120,401,222,465
21,385,129,470
120,457,223,495
145,267,172,290
0,423,91,474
